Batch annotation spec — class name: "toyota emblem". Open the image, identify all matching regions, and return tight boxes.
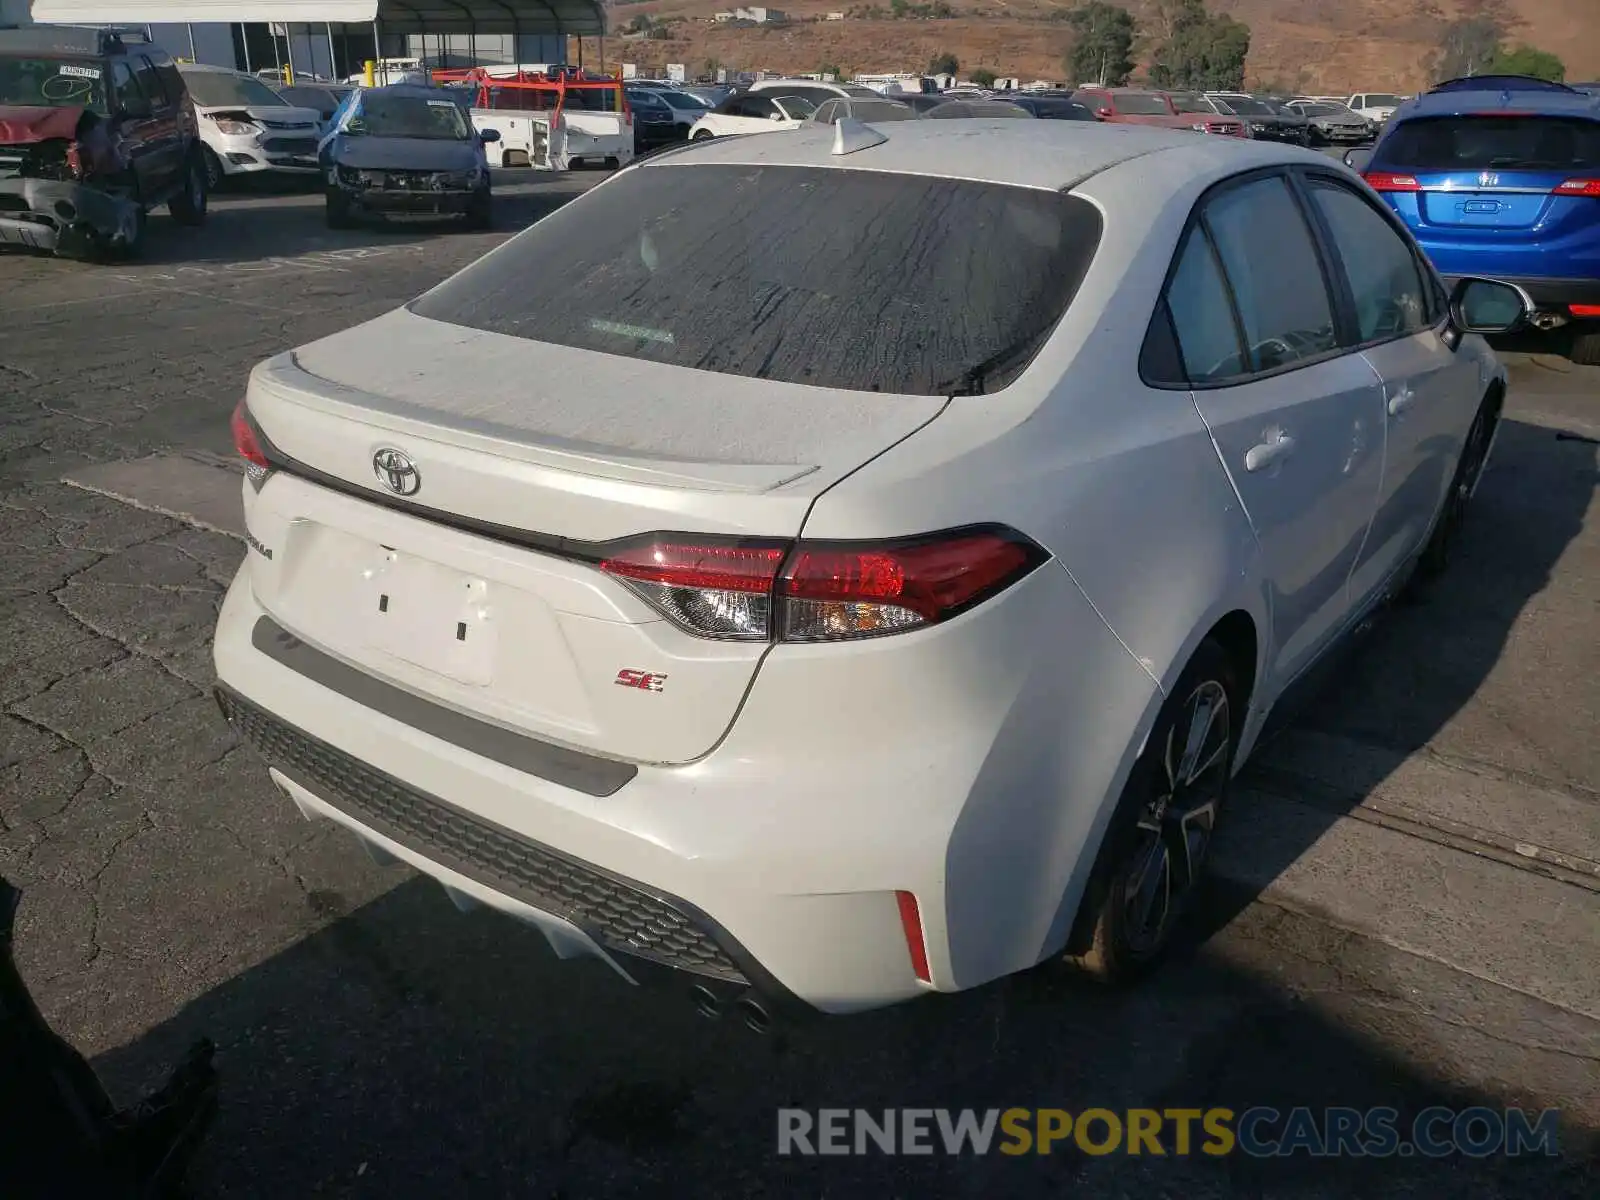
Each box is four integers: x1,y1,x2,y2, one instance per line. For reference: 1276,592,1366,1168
372,448,420,496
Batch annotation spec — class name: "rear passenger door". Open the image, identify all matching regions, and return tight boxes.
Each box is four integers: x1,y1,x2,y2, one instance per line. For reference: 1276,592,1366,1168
131,54,183,196
1298,170,1475,602
1163,171,1389,691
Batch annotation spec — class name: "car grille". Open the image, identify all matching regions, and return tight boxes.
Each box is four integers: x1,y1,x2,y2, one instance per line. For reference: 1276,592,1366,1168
260,136,318,155
1208,122,1242,135
261,118,317,131
215,687,747,983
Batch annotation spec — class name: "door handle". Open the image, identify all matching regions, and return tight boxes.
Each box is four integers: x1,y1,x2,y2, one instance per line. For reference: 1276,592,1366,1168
1388,387,1416,416
1245,432,1296,473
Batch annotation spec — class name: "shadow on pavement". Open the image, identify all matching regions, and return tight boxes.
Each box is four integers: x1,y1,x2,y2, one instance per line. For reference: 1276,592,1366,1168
1193,414,1596,936
79,875,1596,1198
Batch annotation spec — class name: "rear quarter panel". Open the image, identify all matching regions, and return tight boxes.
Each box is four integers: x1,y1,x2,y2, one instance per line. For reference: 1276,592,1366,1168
796,148,1272,967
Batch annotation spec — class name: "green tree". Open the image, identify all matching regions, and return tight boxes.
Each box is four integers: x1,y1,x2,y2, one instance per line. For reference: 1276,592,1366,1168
1147,0,1250,91
1487,44,1565,81
928,51,959,76
970,67,998,87
1064,2,1136,87
1431,15,1505,81
819,61,844,80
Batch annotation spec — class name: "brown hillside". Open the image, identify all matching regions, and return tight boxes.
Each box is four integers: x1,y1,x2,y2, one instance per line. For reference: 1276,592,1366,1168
578,0,1600,93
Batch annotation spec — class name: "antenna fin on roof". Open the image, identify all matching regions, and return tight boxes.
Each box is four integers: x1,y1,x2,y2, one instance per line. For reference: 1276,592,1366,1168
832,117,889,155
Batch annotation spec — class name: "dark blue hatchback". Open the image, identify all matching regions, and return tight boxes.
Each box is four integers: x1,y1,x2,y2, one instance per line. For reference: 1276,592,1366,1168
1354,86,1600,363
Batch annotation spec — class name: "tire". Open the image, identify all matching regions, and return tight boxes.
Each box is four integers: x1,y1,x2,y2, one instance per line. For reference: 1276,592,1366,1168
692,130,715,141
1067,638,1241,983
324,189,355,230
168,152,208,226
463,189,492,231
1571,329,1600,366
1412,392,1498,585
201,146,224,192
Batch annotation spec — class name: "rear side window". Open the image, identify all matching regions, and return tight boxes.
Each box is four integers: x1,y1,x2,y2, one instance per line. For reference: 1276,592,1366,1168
1305,178,1429,344
1163,231,1247,384
410,163,1104,395
1379,115,1600,171
132,55,166,106
1203,177,1338,372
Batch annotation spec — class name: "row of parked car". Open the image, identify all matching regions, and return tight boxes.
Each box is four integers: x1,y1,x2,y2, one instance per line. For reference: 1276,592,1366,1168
635,78,1392,148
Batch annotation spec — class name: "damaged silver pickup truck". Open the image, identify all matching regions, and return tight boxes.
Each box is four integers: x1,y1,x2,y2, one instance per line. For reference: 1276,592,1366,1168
0,26,207,260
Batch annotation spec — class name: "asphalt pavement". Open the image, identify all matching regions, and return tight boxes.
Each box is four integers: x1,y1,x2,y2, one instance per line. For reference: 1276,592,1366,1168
1,171,1597,1198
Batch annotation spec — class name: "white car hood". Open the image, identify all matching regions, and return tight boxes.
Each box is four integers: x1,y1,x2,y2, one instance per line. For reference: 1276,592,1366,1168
197,103,322,128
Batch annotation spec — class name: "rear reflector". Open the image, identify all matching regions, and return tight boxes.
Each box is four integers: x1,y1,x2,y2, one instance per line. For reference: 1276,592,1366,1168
1572,304,1600,317
1363,172,1421,192
231,401,270,481
598,525,1047,643
1555,179,1600,197
896,890,932,983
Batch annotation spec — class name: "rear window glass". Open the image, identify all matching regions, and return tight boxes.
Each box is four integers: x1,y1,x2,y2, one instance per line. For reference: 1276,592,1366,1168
1379,115,1600,172
1113,93,1171,115
409,163,1103,395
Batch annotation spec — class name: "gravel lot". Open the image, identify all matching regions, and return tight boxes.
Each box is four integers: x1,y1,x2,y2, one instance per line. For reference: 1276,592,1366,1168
1,172,1597,1198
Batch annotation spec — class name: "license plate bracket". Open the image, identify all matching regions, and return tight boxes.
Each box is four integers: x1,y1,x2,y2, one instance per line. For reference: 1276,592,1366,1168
363,551,496,686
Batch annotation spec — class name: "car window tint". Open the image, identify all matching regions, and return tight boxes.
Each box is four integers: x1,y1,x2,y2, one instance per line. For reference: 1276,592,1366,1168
1377,116,1600,172
744,96,777,118
110,61,144,110
1203,176,1338,372
1306,179,1428,343
133,55,166,105
1165,229,1247,384
411,163,1104,395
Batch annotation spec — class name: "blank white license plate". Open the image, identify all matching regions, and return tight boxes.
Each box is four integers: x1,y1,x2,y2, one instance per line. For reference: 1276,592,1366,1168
362,552,496,686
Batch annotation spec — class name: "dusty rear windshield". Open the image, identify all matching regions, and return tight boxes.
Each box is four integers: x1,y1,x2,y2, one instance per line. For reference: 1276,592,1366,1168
410,163,1103,395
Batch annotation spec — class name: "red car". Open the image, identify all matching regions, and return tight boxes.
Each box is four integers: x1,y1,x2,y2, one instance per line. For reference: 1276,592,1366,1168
1079,87,1245,137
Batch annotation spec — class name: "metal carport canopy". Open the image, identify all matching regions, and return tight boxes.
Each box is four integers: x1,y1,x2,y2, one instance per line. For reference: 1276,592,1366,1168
28,0,607,36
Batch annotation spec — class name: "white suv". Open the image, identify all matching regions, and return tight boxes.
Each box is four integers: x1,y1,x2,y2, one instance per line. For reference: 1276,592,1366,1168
178,63,324,187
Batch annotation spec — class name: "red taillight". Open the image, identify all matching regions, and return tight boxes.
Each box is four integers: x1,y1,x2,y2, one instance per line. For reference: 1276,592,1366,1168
896,890,932,983
1571,304,1600,317
1555,178,1600,197
597,525,1045,642
230,401,269,480
1364,171,1421,192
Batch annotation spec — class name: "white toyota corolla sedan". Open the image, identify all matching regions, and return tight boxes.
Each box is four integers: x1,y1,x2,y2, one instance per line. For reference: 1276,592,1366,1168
214,119,1532,1023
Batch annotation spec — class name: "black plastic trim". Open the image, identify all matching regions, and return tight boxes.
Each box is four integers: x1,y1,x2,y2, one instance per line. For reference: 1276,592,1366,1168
214,684,815,1016
250,616,637,798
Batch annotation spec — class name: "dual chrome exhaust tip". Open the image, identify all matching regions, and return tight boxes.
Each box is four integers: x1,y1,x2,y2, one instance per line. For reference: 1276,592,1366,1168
689,984,774,1034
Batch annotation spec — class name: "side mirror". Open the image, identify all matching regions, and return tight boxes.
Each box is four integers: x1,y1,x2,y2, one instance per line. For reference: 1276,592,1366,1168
479,128,501,143
1343,147,1373,171
1449,277,1534,335
769,111,785,121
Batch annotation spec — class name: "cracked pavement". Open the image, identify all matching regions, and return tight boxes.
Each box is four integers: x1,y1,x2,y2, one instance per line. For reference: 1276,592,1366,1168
1,178,1598,1197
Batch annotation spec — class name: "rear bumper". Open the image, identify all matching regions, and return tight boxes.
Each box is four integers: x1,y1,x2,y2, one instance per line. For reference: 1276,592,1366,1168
212,544,1154,1014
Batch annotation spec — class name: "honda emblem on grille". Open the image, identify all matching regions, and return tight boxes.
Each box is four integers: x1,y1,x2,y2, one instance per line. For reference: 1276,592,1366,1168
1478,171,1499,187
372,448,420,496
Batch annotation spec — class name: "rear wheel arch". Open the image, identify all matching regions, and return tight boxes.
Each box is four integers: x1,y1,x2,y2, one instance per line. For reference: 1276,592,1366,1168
1205,609,1259,720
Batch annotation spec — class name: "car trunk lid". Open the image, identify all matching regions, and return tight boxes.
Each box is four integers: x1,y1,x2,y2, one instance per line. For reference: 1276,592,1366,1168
242,307,948,765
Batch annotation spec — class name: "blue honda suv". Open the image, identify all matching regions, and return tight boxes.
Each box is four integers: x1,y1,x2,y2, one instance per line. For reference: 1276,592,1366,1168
1349,81,1600,364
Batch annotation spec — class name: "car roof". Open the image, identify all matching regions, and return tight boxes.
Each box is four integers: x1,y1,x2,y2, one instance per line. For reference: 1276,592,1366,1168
1390,87,1600,121
357,83,460,100
177,63,252,75
636,118,1318,191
